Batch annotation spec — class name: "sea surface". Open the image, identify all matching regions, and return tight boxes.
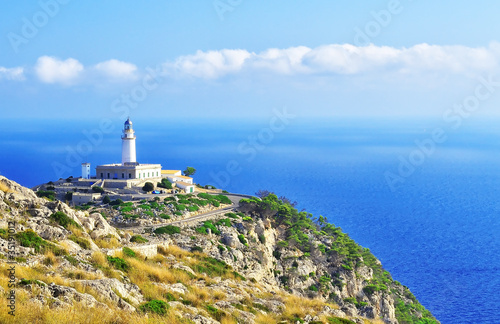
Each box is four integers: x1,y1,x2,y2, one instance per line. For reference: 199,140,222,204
1,117,499,324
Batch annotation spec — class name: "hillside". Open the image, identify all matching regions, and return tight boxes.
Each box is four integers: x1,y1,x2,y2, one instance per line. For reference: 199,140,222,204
0,176,439,324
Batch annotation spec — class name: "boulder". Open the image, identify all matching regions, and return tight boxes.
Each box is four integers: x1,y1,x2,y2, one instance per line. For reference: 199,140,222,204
80,278,144,310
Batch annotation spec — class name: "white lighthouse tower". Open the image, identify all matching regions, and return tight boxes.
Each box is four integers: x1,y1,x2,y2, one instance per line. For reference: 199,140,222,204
121,118,137,165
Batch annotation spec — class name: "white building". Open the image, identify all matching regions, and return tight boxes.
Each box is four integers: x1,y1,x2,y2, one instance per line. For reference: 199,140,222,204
95,118,162,181
81,163,90,179
161,170,195,193
73,192,101,205
121,118,136,164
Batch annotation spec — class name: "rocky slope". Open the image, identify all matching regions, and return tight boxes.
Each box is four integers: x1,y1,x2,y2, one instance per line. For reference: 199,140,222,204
0,176,439,324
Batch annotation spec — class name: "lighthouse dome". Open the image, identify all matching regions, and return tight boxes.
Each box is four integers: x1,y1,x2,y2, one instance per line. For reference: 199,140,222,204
125,118,132,125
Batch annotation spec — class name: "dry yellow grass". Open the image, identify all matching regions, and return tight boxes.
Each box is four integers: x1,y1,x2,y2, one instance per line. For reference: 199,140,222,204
42,251,58,267
67,224,85,237
0,182,12,193
90,251,107,267
220,315,238,324
0,298,182,324
94,237,120,249
158,245,191,258
255,312,280,324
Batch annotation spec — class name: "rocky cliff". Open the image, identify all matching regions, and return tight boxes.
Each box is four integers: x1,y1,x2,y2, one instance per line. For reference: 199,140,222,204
0,176,439,324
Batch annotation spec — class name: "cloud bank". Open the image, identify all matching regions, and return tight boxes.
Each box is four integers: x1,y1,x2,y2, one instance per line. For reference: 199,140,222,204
3,43,500,86
164,42,500,79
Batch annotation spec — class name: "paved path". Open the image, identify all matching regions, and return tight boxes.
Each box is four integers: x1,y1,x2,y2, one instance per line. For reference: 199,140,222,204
111,193,253,233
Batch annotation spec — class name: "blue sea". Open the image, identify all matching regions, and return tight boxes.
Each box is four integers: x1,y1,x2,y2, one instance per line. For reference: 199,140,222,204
1,117,499,324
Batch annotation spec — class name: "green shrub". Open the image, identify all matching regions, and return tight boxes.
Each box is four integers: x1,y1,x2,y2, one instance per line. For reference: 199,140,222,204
188,205,199,212
176,204,186,211
237,234,248,245
130,235,148,243
142,182,154,192
308,285,318,292
102,196,111,204
277,240,288,248
165,292,176,302
64,192,73,201
192,257,230,277
121,206,134,213
110,199,124,206
107,256,129,271
225,212,238,219
158,213,170,220
157,178,173,189
258,234,266,244
191,246,203,253
122,247,136,258
68,234,91,250
154,225,180,235
206,304,224,321
92,186,104,193
139,299,169,315
273,250,281,259
16,230,66,255
64,255,79,266
196,221,220,235
36,190,55,201
327,317,356,324
215,218,231,227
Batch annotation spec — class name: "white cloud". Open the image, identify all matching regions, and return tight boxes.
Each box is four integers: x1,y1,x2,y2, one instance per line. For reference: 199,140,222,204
167,49,252,79
163,42,500,79
35,56,84,85
93,59,137,80
0,67,25,81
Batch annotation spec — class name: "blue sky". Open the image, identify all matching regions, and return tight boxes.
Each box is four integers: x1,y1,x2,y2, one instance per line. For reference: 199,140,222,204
2,0,500,121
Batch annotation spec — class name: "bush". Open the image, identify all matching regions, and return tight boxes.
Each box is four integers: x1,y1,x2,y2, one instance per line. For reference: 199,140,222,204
50,212,81,230
308,285,318,292
327,317,356,324
130,235,148,243
68,235,91,250
92,186,104,193
103,195,111,204
158,213,170,219
36,190,55,201
16,230,66,255
154,225,180,235
107,256,129,271
122,247,136,258
237,234,247,245
157,178,173,189
142,182,154,192
258,234,266,244
188,205,199,212
139,299,169,315
191,246,203,253
215,218,231,227
196,221,220,235
109,199,124,206
64,192,73,201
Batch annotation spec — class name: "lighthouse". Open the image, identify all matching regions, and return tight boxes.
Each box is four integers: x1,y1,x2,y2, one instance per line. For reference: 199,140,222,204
121,118,137,164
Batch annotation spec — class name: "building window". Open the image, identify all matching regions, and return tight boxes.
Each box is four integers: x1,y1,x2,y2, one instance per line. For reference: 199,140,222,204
100,173,103,178
107,173,110,179
143,173,145,178
122,173,125,179
148,172,150,177
129,173,132,179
